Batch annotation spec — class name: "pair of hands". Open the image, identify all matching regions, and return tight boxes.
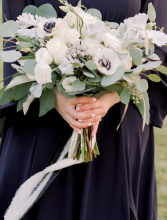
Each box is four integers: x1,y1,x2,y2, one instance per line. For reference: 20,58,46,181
53,88,120,136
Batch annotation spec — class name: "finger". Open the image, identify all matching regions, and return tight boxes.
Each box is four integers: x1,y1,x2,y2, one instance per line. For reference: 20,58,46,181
70,96,97,105
69,117,93,129
78,116,100,124
92,121,100,137
69,109,96,120
71,126,82,135
78,101,101,111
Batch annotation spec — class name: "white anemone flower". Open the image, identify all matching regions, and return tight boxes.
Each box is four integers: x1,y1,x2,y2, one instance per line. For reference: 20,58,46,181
62,76,77,93
16,13,39,29
36,17,60,38
93,48,121,76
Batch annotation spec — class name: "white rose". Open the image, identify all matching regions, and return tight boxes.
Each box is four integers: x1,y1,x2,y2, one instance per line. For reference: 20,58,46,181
36,17,58,38
34,60,52,84
64,12,77,28
66,29,80,45
54,20,70,44
121,52,132,70
62,76,77,93
35,48,53,65
93,48,121,76
46,38,68,65
81,38,101,49
103,33,122,51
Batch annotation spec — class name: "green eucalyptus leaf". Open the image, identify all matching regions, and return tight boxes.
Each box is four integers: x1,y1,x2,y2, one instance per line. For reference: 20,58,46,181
0,21,18,37
120,88,130,104
0,50,22,63
56,82,63,92
36,4,57,18
130,46,142,66
18,56,35,61
133,61,162,74
83,72,95,78
148,74,161,82
68,87,95,96
72,80,85,91
86,8,102,20
156,65,167,74
13,82,32,101
147,3,156,22
110,22,119,29
85,60,97,70
137,79,148,92
39,89,55,117
105,84,122,92
23,5,38,15
0,86,7,100
101,66,124,87
17,95,28,112
24,60,37,75
0,88,14,106
145,23,152,30
88,75,102,82
19,41,35,48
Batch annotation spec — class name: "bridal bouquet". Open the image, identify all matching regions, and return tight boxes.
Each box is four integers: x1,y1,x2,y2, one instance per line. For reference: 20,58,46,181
0,0,167,164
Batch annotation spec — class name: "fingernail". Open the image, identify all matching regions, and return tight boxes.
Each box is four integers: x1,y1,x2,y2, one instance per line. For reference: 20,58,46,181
88,122,92,126
92,113,95,118
78,130,82,134
76,106,80,111
78,119,82,122
92,98,96,102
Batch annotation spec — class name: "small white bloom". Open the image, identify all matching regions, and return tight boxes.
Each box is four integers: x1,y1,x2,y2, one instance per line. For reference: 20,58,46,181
66,29,80,45
62,76,77,93
146,30,167,47
17,28,37,38
81,38,101,49
35,48,53,65
93,48,121,75
54,19,70,44
103,33,122,51
46,38,68,65
36,17,58,38
34,60,52,84
30,84,43,98
59,58,74,75
16,13,39,29
121,52,132,70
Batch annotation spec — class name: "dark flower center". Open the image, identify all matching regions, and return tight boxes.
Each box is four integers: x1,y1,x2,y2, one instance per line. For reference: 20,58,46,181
44,22,56,33
98,59,111,71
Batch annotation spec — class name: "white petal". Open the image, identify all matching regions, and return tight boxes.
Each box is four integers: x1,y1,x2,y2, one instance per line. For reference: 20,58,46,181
30,84,42,98
23,95,35,115
17,28,37,38
147,30,167,47
5,75,34,90
16,13,39,29
59,58,74,75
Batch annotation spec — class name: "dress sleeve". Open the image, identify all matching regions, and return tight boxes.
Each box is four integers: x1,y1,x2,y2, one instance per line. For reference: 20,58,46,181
0,0,27,118
140,0,167,128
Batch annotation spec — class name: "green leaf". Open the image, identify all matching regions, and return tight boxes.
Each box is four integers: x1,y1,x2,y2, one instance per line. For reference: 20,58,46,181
120,88,130,104
133,61,162,74
18,56,35,61
0,88,13,106
0,21,18,37
23,5,38,15
110,22,119,29
36,4,57,18
86,9,102,20
105,84,122,92
56,82,63,92
156,65,167,74
72,63,80,67
148,74,161,82
137,79,148,92
0,50,22,63
72,80,85,91
46,73,56,89
24,60,37,75
77,0,82,7
39,89,55,117
68,87,95,96
145,23,152,30
88,75,102,82
0,86,7,100
129,46,142,66
83,72,95,78
17,95,28,112
101,66,124,87
117,104,129,130
13,82,32,101
85,60,97,70
19,41,35,48
147,3,156,22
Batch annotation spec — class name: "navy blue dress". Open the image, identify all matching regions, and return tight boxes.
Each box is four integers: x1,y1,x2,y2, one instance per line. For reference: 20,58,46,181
0,0,167,220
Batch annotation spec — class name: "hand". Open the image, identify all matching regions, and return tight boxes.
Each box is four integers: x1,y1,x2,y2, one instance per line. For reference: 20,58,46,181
77,92,120,136
53,88,99,134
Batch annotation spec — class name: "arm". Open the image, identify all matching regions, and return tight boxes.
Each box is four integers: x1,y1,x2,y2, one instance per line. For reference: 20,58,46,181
141,0,167,128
